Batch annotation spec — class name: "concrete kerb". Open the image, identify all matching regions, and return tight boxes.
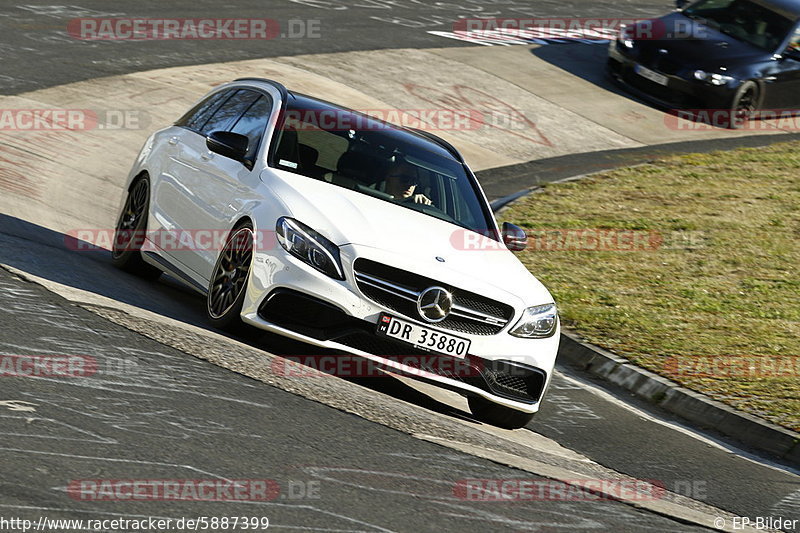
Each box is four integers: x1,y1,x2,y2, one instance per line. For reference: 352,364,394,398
558,331,799,462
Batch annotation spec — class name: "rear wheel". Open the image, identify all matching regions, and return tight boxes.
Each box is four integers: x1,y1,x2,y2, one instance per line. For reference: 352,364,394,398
111,176,161,280
207,222,254,331
727,81,758,129
468,396,535,429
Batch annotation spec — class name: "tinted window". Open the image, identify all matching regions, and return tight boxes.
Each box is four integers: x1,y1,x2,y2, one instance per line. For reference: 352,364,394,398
229,95,272,159
684,0,795,50
199,89,261,136
269,96,494,234
177,89,235,131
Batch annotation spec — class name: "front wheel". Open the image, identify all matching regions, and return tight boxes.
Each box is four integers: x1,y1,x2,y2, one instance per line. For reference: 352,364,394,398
207,223,254,331
726,81,759,129
111,176,161,280
468,396,535,429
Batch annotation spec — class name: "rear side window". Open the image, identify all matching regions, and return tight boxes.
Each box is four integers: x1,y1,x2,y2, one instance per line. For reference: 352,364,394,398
199,90,261,136
229,95,272,159
176,89,235,131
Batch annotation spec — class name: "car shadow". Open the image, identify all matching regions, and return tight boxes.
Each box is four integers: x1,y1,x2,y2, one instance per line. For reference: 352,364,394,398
531,42,632,96
0,213,210,327
531,41,684,114
0,214,485,426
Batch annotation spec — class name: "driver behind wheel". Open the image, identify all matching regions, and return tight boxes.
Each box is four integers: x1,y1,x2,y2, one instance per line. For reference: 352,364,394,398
384,160,433,205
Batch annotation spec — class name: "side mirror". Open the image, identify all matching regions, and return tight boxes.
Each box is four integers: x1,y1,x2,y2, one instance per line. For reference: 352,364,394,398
675,0,690,9
502,222,528,252
206,131,250,163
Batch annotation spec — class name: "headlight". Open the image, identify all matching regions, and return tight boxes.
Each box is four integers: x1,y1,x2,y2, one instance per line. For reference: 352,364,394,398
619,25,634,48
509,303,558,338
692,70,734,86
276,217,345,280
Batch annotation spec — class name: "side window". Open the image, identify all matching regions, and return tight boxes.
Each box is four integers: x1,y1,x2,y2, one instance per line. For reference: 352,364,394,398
229,95,272,159
199,89,261,136
296,128,348,170
176,89,235,131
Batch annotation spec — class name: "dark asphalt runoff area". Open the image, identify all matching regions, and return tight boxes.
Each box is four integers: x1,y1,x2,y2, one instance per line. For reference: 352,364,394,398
0,265,717,533
0,0,672,95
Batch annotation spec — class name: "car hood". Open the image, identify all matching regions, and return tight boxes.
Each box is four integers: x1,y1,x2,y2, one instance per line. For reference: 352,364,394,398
263,169,554,307
632,13,771,69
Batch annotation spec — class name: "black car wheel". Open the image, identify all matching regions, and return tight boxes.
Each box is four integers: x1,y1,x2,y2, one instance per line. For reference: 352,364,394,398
111,175,161,280
727,81,759,129
207,222,254,331
468,396,535,429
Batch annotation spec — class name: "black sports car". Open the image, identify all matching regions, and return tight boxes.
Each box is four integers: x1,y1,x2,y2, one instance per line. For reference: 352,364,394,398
608,0,800,127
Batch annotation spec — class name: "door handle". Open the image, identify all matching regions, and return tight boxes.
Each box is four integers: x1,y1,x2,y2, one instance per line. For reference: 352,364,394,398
168,136,179,145
201,152,214,161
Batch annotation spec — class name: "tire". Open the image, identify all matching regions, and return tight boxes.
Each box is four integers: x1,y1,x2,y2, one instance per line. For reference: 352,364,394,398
468,396,535,429
207,222,254,332
726,81,759,129
111,176,161,280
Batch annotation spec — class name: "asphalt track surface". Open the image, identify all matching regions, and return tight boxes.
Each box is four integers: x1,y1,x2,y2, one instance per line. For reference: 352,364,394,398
0,0,677,95
1,0,799,532
0,265,717,533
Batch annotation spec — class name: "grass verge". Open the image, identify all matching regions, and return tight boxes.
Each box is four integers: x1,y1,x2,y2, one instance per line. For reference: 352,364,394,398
502,142,800,431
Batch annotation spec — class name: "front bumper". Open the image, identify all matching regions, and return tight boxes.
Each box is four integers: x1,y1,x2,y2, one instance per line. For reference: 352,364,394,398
240,243,559,413
608,42,738,110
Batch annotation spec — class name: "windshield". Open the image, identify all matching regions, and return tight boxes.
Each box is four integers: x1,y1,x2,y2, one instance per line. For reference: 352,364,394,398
269,94,496,235
683,0,795,51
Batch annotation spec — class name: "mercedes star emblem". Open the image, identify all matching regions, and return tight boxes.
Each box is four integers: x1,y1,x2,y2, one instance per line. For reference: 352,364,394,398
417,286,453,323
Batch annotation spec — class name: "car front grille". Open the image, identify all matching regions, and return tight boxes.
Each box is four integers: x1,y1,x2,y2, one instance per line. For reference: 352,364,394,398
257,288,545,404
352,258,514,336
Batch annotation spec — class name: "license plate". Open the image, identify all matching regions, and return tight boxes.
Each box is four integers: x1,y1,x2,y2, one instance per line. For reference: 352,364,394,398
634,64,668,86
376,314,470,359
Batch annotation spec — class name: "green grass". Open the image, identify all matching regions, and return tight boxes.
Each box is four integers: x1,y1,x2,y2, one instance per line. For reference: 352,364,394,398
502,142,800,431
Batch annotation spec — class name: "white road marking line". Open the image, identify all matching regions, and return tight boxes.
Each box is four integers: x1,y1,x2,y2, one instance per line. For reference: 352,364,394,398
0,400,37,412
554,370,800,477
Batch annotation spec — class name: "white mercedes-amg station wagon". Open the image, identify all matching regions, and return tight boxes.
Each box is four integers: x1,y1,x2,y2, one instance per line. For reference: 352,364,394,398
113,78,560,428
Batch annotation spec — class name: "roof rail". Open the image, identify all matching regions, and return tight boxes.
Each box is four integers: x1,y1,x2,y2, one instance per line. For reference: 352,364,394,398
411,129,464,163
233,78,288,100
